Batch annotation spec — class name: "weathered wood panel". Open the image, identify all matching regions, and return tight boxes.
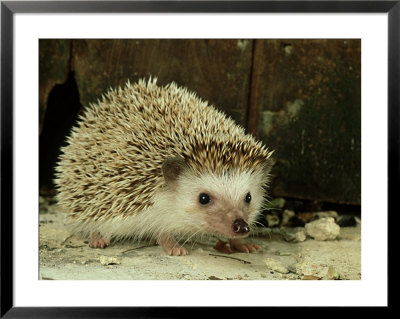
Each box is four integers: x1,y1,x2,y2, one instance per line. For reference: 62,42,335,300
39,39,361,205
39,39,71,134
71,39,253,125
251,39,361,205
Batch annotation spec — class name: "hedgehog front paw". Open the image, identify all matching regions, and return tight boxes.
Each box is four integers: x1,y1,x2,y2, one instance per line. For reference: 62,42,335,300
158,235,188,256
229,238,260,253
89,231,109,249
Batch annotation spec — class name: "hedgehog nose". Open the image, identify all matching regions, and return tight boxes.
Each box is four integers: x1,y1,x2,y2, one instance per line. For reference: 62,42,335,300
232,219,250,234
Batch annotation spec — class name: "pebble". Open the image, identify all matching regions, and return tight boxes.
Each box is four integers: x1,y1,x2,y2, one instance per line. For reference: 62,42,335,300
274,251,291,256
295,230,307,242
288,262,316,276
305,217,340,240
282,209,295,226
279,228,297,242
265,258,289,274
265,213,280,227
99,256,121,266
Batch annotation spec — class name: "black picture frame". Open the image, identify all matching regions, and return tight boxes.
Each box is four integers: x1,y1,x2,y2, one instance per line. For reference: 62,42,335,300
1,0,396,317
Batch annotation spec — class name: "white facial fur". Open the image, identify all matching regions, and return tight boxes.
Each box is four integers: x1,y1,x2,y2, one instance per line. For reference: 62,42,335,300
151,168,268,239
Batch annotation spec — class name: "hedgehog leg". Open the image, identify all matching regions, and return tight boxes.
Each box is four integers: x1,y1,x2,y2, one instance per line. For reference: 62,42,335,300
89,231,109,249
157,234,188,256
229,238,260,253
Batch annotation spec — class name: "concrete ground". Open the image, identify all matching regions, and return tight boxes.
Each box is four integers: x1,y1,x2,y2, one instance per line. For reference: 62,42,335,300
39,197,361,280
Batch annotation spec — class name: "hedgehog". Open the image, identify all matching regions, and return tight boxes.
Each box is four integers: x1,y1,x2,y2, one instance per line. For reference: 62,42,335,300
54,78,274,256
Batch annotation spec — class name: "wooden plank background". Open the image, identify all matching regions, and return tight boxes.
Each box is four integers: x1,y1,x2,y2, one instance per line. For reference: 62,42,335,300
71,39,253,126
250,39,361,204
39,39,361,205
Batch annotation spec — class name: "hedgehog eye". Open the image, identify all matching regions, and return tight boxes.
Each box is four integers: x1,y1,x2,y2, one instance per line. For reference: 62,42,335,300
199,193,211,205
245,192,252,204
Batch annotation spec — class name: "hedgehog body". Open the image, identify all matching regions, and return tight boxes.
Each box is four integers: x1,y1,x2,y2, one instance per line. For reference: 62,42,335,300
54,79,274,255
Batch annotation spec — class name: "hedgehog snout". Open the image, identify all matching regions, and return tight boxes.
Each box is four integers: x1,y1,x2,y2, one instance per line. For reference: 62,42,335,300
232,218,250,234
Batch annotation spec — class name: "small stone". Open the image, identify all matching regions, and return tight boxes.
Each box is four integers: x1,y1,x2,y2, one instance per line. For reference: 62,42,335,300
99,256,121,266
265,258,289,274
295,230,307,242
274,251,291,256
265,213,280,227
280,228,297,242
288,262,316,276
282,209,295,226
305,217,340,241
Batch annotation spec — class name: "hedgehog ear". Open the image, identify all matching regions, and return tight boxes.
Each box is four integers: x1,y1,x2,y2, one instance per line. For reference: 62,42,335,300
162,157,190,189
262,156,276,176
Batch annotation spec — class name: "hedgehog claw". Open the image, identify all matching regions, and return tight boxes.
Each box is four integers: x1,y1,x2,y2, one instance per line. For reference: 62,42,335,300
229,238,260,253
169,247,188,256
158,235,187,256
89,231,109,249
